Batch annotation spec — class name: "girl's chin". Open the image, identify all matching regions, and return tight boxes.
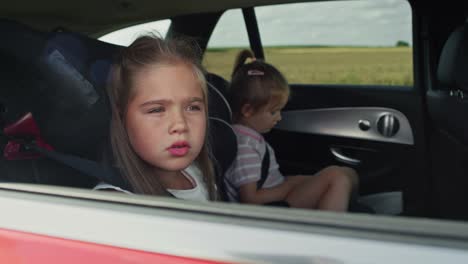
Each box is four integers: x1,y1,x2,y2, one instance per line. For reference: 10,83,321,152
158,159,193,172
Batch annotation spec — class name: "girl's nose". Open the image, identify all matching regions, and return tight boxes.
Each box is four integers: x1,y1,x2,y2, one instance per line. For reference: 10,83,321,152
169,110,188,134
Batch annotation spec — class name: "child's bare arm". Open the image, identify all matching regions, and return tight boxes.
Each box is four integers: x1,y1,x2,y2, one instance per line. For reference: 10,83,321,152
238,181,292,204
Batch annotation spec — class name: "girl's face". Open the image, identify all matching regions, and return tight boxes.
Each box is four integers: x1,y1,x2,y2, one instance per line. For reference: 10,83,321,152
242,95,288,134
124,63,206,173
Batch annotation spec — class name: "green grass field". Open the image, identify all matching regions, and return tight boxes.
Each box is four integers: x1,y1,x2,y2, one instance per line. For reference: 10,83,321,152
203,47,413,86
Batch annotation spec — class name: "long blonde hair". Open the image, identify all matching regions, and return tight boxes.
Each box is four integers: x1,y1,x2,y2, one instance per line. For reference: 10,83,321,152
107,35,217,200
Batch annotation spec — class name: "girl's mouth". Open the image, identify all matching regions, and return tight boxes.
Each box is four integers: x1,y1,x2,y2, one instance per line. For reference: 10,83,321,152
167,141,190,156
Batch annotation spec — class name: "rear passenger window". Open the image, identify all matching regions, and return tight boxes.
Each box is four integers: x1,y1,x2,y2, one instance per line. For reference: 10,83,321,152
204,9,250,79
205,0,413,87
99,19,171,46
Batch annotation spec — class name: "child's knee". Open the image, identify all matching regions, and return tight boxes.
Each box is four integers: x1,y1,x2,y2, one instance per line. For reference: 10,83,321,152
340,167,359,187
321,165,343,177
323,165,358,190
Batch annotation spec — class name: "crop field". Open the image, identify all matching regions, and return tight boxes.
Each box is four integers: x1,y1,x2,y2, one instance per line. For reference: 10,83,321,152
203,47,413,86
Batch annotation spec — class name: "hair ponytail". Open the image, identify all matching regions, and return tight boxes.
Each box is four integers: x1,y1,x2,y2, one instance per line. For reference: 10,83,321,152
232,49,255,77
229,49,290,123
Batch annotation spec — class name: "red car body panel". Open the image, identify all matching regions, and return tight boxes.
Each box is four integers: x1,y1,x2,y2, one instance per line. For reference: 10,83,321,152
0,228,229,264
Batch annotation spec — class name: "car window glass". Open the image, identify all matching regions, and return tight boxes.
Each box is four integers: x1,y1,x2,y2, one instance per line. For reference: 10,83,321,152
205,0,413,87
99,19,171,46
204,9,250,79
256,0,413,86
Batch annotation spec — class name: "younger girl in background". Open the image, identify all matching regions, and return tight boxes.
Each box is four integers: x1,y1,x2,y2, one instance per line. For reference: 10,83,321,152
225,50,358,211
95,35,218,201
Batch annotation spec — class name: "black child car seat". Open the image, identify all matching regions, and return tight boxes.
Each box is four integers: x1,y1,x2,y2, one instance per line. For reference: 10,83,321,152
0,20,237,199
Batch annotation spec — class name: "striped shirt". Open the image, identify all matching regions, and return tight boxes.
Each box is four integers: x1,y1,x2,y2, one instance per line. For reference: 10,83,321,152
225,124,284,202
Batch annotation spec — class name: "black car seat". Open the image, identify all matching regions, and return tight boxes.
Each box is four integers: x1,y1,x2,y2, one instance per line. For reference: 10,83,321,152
206,73,232,123
0,20,237,199
0,20,98,188
206,73,236,200
428,21,468,219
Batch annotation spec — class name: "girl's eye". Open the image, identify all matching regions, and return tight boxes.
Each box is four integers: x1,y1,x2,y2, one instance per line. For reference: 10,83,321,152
148,107,164,114
271,111,277,115
187,104,203,112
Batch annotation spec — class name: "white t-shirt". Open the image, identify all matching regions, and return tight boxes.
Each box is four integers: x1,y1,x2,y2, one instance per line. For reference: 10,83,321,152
166,165,209,202
93,164,209,202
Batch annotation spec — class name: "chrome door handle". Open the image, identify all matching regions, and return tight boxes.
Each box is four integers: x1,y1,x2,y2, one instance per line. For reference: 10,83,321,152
330,147,361,166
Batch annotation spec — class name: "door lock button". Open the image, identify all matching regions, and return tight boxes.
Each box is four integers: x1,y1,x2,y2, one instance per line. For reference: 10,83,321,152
358,119,371,131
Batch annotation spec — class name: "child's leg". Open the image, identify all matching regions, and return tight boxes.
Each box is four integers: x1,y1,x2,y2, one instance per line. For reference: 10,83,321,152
317,166,358,211
285,166,358,211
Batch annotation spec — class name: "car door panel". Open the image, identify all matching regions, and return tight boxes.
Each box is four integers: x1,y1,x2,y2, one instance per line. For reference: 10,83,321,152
276,107,414,145
265,84,426,212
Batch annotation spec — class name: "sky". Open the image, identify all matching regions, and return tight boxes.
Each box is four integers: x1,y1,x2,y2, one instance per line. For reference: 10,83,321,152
99,0,412,47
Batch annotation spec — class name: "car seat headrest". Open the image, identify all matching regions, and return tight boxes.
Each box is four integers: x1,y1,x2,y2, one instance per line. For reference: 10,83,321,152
437,23,468,92
33,32,122,159
0,19,48,127
0,19,123,160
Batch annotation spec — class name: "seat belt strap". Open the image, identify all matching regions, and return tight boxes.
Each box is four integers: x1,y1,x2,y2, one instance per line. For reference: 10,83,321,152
257,144,270,189
26,143,130,190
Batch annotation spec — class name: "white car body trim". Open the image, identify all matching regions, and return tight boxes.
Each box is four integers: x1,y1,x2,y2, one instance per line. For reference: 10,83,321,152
0,184,467,263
